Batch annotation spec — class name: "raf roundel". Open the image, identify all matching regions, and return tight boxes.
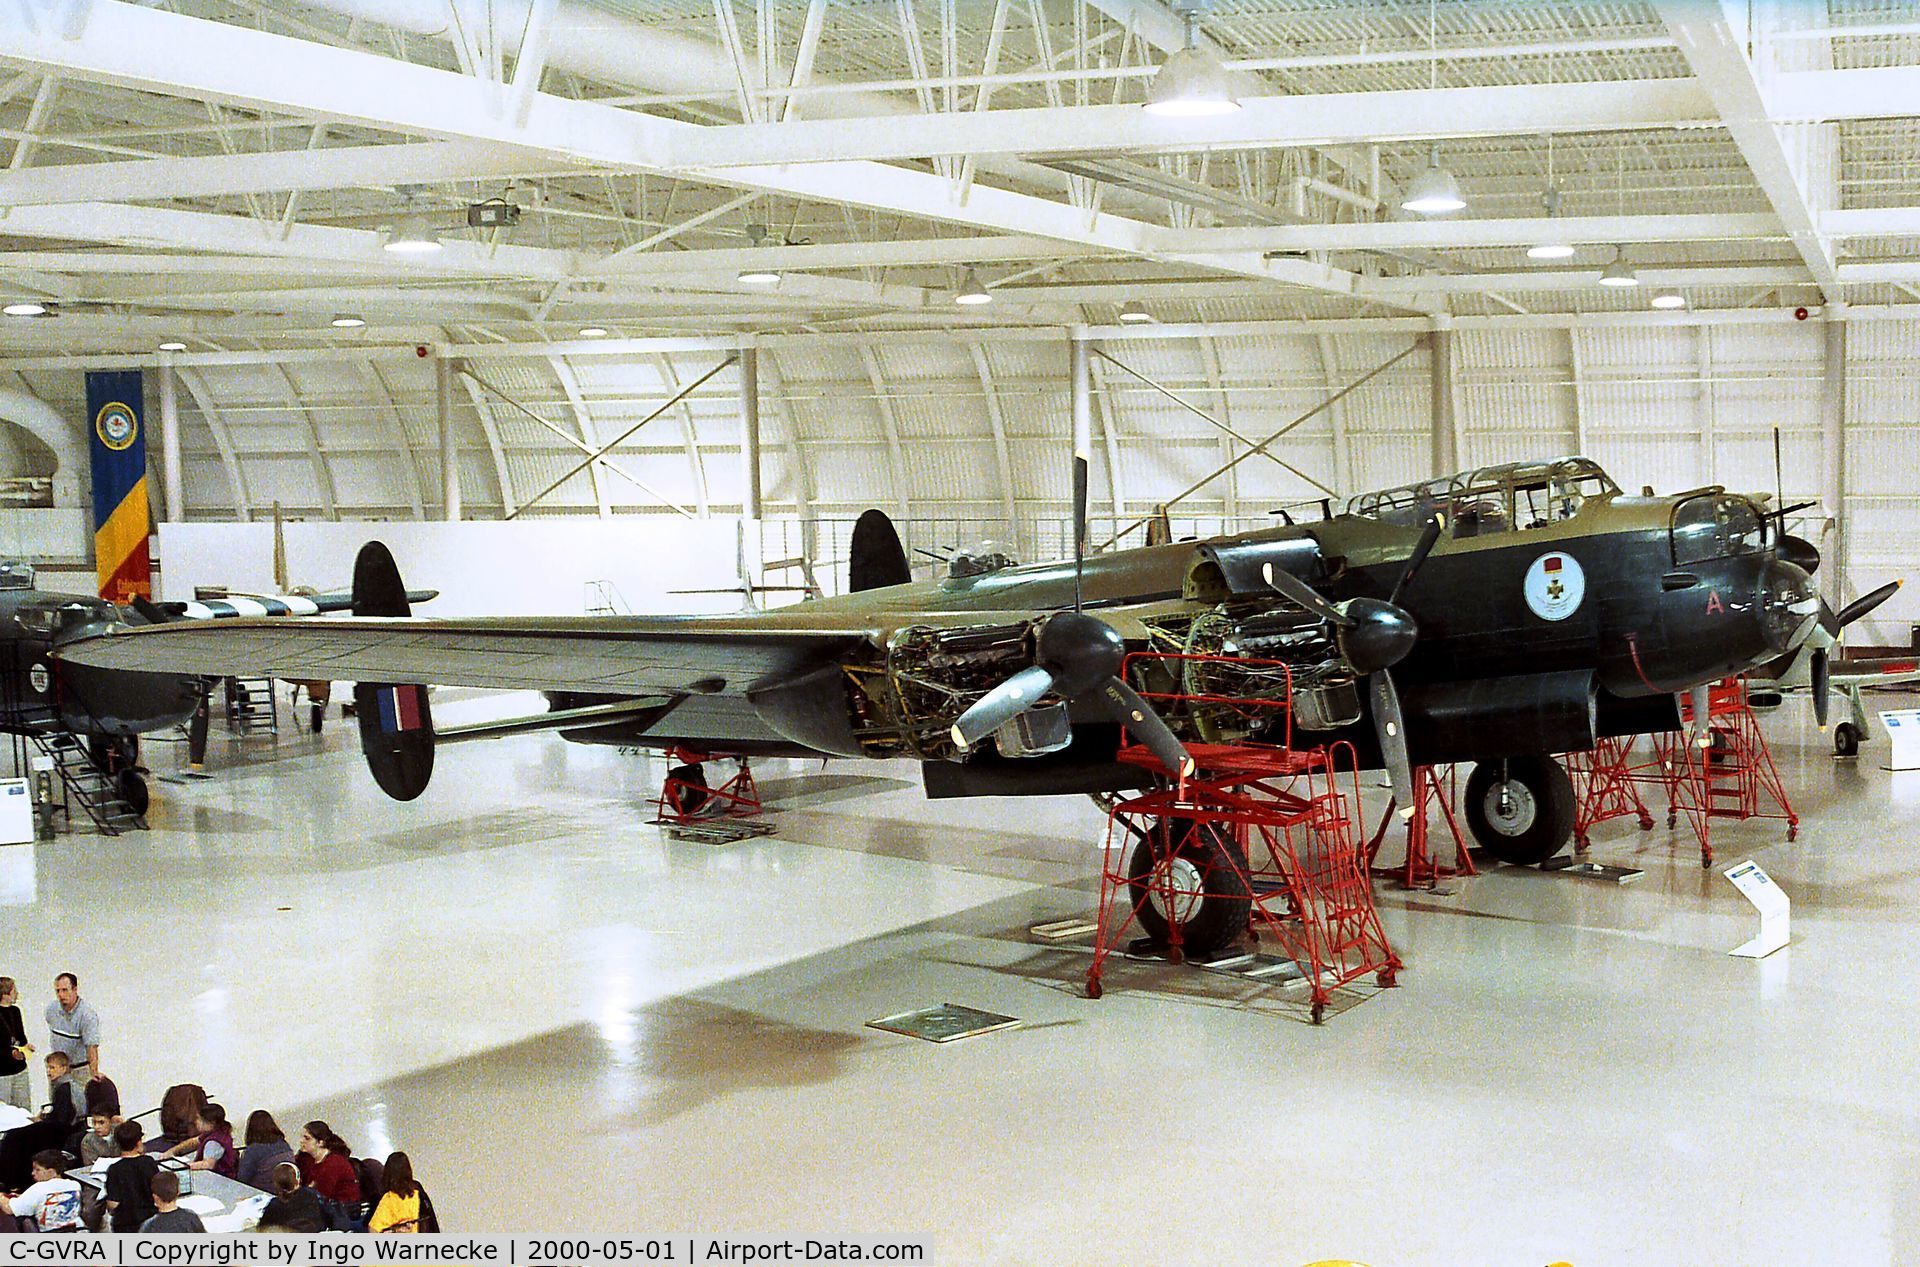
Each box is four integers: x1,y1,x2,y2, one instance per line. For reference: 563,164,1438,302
1524,551,1585,621
94,400,139,451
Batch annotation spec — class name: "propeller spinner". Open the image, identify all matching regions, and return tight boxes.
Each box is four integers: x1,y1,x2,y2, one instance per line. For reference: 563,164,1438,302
950,341,1195,780
1262,515,1445,818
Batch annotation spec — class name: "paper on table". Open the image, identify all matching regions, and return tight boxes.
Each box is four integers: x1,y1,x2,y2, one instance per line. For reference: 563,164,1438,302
177,1194,224,1215
93,1156,116,1173
0,1105,30,1131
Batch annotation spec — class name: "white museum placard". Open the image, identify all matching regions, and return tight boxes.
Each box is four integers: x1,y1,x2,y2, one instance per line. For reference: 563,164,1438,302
1724,859,1790,959
0,779,32,846
1882,710,1920,772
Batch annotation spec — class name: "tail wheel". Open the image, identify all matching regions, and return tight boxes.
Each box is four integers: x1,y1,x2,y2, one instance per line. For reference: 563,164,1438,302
115,769,150,817
1126,819,1251,957
665,764,712,817
1464,756,1576,866
1834,722,1860,758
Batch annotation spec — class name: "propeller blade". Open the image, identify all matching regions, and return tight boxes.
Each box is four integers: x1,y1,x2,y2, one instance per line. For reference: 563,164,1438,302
1690,683,1712,747
1370,672,1417,819
1812,647,1831,730
950,665,1057,750
1092,676,1195,779
1072,339,1092,613
1836,580,1901,631
1072,452,1089,612
1388,514,1446,607
1262,561,1354,628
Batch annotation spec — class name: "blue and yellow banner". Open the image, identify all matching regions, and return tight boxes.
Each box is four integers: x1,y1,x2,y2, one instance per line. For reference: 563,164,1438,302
85,369,151,602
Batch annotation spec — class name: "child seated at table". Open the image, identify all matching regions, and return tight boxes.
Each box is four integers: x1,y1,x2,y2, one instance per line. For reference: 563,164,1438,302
2,1149,81,1232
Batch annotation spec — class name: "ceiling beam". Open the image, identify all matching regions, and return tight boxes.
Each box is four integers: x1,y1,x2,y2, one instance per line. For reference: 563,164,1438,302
667,80,1716,169
1659,2,1842,301
0,2,1405,308
0,139,558,206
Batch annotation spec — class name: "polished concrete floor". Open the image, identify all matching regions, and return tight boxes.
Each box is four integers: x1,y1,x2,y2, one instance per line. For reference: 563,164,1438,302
3,691,1917,1264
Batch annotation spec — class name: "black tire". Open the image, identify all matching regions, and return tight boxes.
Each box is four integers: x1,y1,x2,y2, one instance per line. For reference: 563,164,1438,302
665,764,711,816
1464,756,1576,866
115,769,150,817
1834,722,1860,758
1126,819,1251,957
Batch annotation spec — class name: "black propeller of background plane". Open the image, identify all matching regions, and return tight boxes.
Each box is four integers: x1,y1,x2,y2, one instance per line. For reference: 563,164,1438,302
950,363,1194,778
1259,515,1444,818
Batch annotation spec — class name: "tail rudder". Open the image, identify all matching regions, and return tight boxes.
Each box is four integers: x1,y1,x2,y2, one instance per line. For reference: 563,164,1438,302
849,509,912,593
350,541,435,800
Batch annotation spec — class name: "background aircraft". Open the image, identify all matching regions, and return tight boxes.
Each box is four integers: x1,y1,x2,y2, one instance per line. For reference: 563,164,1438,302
58,456,1893,951
0,558,432,826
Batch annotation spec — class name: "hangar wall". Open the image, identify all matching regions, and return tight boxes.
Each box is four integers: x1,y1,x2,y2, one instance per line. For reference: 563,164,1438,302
9,317,1919,638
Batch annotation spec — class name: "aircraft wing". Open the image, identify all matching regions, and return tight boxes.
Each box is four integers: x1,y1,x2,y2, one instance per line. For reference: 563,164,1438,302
55,613,882,696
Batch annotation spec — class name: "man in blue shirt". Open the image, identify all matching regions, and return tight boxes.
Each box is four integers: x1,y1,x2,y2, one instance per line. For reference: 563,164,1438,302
43,974,98,1088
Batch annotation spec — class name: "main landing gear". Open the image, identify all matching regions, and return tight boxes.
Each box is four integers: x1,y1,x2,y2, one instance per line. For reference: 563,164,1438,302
1463,754,1577,866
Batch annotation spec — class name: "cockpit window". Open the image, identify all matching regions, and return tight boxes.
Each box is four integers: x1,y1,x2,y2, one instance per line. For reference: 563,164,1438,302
1673,494,1767,565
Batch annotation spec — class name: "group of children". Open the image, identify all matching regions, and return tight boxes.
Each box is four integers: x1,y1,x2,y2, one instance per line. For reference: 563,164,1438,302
0,1085,436,1234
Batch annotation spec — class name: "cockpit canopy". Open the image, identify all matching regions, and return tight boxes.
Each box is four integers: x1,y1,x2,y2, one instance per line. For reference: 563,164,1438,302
0,560,34,591
1344,457,1619,539
1672,492,1768,564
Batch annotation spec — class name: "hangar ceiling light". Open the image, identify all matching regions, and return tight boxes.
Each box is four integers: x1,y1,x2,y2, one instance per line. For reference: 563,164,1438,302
158,340,187,352
1598,247,1640,287
1401,145,1467,215
2,300,48,317
954,269,993,305
1119,300,1154,324
384,216,442,254
330,314,366,328
737,223,781,285
1526,186,1576,260
579,325,609,338
1143,14,1239,118
1651,291,1687,309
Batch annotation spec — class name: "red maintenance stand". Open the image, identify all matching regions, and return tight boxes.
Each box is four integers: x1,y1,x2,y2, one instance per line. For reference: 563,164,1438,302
1366,763,1473,890
1657,677,1797,866
1565,677,1795,867
1087,655,1400,1024
651,747,765,825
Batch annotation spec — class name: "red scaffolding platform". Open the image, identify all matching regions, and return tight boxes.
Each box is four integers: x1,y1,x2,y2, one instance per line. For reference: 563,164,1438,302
1657,677,1797,866
1564,678,1795,867
651,747,764,825
1087,655,1399,1024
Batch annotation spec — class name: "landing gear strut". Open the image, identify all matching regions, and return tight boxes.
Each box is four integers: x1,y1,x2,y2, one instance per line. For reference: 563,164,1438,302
1464,755,1576,866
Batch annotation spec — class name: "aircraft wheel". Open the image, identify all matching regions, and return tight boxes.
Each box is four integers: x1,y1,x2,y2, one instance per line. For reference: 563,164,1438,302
665,764,712,817
1834,723,1860,758
1126,819,1250,958
1464,756,1576,867
115,769,149,817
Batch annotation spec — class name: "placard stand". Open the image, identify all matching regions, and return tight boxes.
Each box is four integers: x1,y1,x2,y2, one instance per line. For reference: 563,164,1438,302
1880,710,1920,772
0,779,32,846
1724,859,1789,958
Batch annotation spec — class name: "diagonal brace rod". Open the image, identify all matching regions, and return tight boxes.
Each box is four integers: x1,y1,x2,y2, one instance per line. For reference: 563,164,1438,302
1099,341,1421,548
461,365,694,518
507,354,737,520
1094,345,1317,484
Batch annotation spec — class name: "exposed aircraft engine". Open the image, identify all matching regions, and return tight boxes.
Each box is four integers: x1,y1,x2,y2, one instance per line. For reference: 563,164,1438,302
1168,606,1363,738
869,622,1036,758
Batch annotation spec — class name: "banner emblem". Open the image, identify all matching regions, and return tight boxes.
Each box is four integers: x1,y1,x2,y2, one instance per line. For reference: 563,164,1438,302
94,401,138,451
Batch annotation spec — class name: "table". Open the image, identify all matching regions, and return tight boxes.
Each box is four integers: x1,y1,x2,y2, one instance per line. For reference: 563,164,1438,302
68,1157,270,1233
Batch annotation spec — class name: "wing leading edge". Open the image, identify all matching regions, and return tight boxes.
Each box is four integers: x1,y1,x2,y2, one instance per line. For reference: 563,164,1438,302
56,615,876,697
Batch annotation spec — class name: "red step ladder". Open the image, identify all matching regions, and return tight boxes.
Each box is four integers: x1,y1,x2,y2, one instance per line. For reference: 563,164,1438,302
1086,655,1399,1024
1657,677,1797,867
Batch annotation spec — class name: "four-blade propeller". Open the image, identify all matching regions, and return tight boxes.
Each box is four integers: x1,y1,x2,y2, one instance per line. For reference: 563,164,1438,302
949,345,1196,780
1261,514,1445,817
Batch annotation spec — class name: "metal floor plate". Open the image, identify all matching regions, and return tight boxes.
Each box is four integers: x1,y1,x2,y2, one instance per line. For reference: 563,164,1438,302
866,1003,1022,1043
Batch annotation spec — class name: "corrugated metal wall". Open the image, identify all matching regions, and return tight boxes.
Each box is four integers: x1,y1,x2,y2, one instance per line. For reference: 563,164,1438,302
4,320,1917,635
